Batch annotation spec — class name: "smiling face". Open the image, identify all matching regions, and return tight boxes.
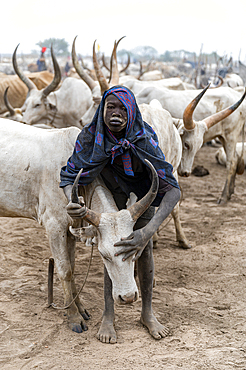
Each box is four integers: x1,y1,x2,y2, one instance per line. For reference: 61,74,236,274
103,94,128,138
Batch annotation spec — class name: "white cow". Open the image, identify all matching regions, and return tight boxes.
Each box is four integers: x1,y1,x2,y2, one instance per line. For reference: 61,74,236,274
173,87,246,203
13,44,93,129
122,77,196,95
215,142,246,171
0,118,160,337
136,85,246,203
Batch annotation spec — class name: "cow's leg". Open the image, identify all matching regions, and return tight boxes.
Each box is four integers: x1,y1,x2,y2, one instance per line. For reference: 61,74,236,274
135,217,169,339
171,203,191,249
218,141,238,204
170,171,190,248
67,232,90,320
96,266,116,344
46,219,87,333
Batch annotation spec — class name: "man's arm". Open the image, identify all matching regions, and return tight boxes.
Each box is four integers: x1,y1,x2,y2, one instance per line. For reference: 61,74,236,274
63,184,73,203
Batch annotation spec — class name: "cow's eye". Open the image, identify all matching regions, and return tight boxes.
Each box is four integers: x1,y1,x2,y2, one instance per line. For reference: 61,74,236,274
184,142,190,150
34,103,41,108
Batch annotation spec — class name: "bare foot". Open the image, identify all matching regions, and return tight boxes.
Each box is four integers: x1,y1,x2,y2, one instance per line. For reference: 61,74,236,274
140,314,169,339
96,316,117,344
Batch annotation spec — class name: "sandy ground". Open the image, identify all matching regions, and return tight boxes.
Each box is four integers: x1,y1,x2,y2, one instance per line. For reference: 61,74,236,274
1,144,246,370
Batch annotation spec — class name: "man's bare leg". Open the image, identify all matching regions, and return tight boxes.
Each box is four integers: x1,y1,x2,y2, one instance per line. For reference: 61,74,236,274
96,266,117,344
137,238,169,339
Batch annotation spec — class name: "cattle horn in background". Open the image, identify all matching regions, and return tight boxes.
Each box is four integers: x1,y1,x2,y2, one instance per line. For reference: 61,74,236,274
204,88,246,129
183,84,211,130
41,44,61,99
201,75,223,89
4,87,15,116
13,44,37,92
102,40,130,75
93,40,109,94
127,159,158,222
72,36,98,92
108,36,125,85
183,85,246,131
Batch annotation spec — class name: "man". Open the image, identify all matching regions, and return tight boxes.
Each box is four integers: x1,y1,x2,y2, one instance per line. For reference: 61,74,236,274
60,86,180,343
37,47,47,72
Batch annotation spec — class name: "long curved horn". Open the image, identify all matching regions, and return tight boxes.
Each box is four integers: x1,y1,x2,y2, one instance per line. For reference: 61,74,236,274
102,53,110,72
204,88,246,129
120,53,130,74
4,87,15,116
201,75,223,89
42,44,61,99
128,159,158,222
93,40,109,94
109,36,126,85
12,44,37,91
183,84,211,130
72,36,98,91
71,168,101,227
215,75,223,88
138,59,152,80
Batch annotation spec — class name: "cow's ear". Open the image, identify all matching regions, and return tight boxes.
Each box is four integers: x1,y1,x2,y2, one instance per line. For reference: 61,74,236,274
69,225,97,241
49,103,57,112
178,126,184,135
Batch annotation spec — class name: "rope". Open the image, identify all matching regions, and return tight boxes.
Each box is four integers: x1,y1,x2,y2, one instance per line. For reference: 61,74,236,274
49,244,94,310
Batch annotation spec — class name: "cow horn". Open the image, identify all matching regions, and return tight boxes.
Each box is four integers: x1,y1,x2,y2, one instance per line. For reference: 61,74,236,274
120,53,130,74
12,44,37,91
204,87,246,129
93,40,109,94
42,44,61,99
183,84,211,130
128,159,158,222
102,53,110,72
201,75,223,89
109,36,126,85
4,87,15,116
72,36,98,91
71,168,101,227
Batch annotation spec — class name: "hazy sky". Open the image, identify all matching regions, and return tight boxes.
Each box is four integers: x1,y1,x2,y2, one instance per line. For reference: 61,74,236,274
2,0,246,62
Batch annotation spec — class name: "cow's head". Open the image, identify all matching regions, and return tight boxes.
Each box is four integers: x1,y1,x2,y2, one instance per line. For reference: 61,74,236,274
70,160,158,304
12,44,61,126
178,85,246,177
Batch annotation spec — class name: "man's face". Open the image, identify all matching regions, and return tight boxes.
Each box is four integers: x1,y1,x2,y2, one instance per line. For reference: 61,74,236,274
103,94,128,136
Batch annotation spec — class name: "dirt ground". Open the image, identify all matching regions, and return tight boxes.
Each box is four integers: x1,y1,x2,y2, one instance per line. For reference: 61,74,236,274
1,144,246,370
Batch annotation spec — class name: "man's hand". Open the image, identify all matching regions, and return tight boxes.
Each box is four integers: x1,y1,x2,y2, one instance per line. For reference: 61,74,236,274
114,228,150,262
66,200,87,219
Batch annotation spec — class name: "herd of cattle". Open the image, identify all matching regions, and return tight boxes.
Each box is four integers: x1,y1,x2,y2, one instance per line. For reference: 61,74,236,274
1,37,246,337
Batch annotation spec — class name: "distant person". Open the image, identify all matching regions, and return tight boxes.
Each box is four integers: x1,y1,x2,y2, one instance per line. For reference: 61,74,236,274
65,56,71,76
37,47,47,72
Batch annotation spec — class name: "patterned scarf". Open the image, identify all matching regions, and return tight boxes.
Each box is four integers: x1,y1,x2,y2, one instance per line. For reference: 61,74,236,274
60,85,179,194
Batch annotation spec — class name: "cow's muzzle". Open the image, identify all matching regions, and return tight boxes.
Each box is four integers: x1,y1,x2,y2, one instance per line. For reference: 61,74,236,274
119,291,138,304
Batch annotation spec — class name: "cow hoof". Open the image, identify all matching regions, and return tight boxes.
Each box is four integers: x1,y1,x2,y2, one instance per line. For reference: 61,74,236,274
82,309,91,320
217,198,227,205
178,241,192,249
153,240,158,249
69,321,88,333
67,312,88,333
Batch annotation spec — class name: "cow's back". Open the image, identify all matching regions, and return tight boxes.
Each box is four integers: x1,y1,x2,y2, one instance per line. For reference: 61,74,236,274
0,120,80,219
